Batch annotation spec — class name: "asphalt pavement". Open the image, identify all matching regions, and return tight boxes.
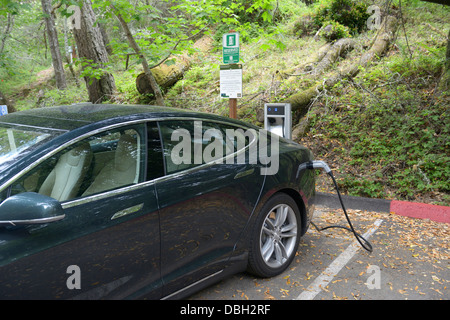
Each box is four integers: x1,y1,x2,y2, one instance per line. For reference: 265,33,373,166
190,194,449,301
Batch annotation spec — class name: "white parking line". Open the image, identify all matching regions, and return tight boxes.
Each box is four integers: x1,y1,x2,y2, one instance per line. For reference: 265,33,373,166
295,219,383,300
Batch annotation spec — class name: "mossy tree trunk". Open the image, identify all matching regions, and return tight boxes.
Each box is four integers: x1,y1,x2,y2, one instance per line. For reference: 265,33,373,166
310,38,355,77
135,56,191,96
135,35,212,97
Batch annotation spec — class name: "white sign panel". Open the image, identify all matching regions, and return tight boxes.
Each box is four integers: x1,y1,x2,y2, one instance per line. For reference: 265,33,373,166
220,64,242,99
0,105,8,116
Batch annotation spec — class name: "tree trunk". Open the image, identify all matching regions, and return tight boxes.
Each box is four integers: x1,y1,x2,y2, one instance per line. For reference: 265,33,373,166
99,23,113,56
287,16,398,118
284,43,332,77
73,0,116,103
288,16,398,139
310,38,355,77
135,56,191,96
111,5,165,106
135,35,213,95
0,13,14,55
41,0,67,90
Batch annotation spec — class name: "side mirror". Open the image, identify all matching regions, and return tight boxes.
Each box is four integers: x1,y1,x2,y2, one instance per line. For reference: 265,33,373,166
0,192,65,226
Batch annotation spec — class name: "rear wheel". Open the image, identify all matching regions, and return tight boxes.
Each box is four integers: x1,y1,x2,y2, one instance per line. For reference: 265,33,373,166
247,193,301,278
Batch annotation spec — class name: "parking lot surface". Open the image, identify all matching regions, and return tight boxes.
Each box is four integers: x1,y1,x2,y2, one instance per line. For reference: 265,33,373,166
190,205,449,300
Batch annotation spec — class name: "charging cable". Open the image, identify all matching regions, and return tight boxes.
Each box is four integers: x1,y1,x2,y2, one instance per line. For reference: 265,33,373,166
297,161,373,252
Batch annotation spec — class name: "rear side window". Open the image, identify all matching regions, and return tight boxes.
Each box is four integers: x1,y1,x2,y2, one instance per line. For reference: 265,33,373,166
158,120,257,175
159,120,224,174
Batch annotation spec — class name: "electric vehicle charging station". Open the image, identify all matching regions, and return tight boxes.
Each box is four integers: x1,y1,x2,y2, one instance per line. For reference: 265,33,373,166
262,103,373,253
264,103,292,140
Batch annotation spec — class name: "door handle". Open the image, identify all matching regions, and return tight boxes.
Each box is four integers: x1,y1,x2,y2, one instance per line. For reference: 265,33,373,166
111,203,144,220
234,168,255,179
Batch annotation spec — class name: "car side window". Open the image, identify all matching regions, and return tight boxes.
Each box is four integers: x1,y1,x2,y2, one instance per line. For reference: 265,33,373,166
9,124,146,202
217,123,257,155
159,120,227,175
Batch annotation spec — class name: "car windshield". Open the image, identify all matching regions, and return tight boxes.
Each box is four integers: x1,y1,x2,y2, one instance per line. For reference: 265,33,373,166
0,124,60,164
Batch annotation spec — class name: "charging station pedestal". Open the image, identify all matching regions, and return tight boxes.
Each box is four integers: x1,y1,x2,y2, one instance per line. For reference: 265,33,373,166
264,103,292,140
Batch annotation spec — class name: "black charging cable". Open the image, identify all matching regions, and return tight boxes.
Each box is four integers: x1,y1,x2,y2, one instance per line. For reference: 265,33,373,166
297,161,373,252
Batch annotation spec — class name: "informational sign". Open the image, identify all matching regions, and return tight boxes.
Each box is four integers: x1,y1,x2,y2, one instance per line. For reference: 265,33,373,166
220,64,242,99
222,32,240,64
0,105,8,116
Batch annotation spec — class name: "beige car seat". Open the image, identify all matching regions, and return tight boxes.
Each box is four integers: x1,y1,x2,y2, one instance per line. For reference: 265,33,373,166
39,143,93,201
83,134,138,196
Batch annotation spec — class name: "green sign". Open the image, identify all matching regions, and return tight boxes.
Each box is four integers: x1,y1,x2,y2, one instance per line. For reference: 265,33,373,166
222,32,240,64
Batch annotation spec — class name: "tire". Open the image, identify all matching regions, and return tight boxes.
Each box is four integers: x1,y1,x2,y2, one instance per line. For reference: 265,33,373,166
247,193,302,278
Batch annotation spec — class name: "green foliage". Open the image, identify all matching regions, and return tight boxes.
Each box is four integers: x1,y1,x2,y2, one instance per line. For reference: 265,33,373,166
312,0,369,34
165,65,217,108
321,20,351,41
0,0,31,16
114,69,142,103
307,46,449,203
292,14,317,38
75,58,112,85
14,85,88,111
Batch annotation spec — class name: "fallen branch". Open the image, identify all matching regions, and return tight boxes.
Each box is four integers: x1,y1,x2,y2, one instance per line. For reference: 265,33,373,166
136,35,213,95
286,16,398,133
282,42,331,79
310,38,355,77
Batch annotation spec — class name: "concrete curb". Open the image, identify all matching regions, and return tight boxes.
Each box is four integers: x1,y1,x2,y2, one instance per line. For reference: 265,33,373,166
316,192,450,224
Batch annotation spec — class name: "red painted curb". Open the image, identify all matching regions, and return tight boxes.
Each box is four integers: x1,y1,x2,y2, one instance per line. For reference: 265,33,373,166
390,200,450,224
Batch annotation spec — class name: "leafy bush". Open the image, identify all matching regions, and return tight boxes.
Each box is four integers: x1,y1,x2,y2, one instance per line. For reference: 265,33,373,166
306,46,449,204
321,20,351,41
292,14,317,38
312,0,370,34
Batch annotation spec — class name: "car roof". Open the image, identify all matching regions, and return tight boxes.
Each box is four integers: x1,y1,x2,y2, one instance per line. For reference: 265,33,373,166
0,103,249,132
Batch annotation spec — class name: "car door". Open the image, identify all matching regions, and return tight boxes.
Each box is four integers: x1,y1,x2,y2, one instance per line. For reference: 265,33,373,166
0,122,163,299
156,119,265,298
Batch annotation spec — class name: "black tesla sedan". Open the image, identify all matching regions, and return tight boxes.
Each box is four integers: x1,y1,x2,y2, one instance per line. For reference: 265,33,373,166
0,103,315,299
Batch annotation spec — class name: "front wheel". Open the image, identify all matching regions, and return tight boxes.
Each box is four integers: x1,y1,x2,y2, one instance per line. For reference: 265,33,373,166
247,193,302,278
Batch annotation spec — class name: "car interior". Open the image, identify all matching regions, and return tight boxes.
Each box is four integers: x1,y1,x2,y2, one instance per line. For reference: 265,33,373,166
11,129,141,202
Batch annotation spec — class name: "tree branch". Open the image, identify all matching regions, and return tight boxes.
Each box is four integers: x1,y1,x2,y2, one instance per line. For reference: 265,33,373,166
110,4,165,105
148,26,208,70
